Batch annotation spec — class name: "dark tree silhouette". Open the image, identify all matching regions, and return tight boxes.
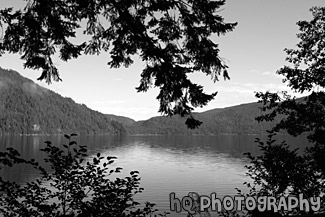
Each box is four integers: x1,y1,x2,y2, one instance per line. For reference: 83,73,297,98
0,134,169,216
243,7,325,215
256,6,325,144
0,0,237,128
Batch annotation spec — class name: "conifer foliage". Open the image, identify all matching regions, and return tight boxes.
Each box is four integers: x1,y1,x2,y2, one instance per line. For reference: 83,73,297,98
0,0,236,128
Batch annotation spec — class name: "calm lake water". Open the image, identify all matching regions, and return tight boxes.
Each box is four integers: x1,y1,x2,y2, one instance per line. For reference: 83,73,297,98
0,134,310,216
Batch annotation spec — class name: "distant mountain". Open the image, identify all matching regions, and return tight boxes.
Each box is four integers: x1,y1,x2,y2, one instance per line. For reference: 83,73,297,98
127,102,279,135
0,67,280,136
106,114,136,126
0,67,126,135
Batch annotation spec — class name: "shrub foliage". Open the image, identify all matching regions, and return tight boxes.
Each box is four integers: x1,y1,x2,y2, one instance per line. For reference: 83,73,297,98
0,133,166,217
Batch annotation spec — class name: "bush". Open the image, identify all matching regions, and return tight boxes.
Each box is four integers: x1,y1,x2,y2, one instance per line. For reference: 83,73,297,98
0,133,168,217
239,132,325,216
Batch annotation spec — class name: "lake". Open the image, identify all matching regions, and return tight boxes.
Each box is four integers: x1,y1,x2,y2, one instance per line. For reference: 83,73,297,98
0,134,311,216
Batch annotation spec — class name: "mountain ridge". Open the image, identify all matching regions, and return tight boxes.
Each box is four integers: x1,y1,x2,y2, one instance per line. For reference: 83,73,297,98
105,114,136,126
0,67,126,135
0,67,277,135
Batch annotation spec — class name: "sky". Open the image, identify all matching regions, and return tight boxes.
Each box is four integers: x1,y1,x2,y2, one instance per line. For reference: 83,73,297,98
0,0,324,121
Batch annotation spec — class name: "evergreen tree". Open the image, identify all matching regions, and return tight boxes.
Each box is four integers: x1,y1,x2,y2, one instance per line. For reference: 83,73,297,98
244,7,325,215
0,0,236,128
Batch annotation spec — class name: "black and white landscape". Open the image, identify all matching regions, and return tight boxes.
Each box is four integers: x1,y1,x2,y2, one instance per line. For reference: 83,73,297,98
0,0,324,216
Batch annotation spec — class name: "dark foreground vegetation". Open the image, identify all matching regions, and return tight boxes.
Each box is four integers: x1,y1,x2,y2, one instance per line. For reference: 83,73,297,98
0,133,168,217
238,6,325,217
0,0,324,216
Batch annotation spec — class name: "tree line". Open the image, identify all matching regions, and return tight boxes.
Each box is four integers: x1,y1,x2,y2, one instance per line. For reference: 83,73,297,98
0,68,126,135
0,1,324,216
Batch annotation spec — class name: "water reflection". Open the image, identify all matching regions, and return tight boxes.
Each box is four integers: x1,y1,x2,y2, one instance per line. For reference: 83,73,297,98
0,134,311,216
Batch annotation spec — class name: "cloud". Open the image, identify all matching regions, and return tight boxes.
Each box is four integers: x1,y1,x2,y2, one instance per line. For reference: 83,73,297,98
262,71,284,79
36,81,63,95
90,100,127,106
22,81,49,95
106,106,159,121
87,100,158,120
216,81,306,102
23,82,38,94
218,82,287,95
262,71,273,75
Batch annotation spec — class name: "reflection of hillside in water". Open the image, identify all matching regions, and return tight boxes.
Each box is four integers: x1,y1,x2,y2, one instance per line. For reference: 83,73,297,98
121,134,310,157
0,134,311,185
0,134,128,183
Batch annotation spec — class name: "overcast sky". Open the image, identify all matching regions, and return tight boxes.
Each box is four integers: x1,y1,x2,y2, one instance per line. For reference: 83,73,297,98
0,0,324,121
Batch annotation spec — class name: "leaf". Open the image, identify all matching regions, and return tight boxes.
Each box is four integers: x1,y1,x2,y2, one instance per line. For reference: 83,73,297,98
130,171,139,175
115,167,123,173
185,116,203,129
69,141,77,146
44,141,52,145
107,156,117,160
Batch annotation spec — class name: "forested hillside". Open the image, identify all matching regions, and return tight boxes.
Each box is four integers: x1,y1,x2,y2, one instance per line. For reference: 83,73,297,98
127,103,279,135
0,67,281,136
106,114,136,126
0,67,126,135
